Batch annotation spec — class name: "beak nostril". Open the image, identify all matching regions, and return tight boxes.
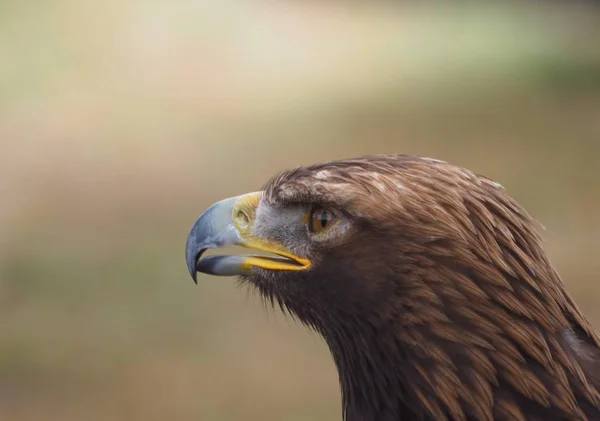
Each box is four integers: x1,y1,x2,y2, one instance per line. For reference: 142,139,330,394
236,210,249,227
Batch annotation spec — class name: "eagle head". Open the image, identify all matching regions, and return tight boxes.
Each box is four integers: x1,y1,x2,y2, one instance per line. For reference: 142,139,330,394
185,155,600,421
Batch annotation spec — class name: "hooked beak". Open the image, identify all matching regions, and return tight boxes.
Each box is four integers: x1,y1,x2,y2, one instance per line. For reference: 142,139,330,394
185,192,311,283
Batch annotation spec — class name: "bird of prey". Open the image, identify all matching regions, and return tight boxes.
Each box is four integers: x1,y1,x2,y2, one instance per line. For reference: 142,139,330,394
185,154,600,421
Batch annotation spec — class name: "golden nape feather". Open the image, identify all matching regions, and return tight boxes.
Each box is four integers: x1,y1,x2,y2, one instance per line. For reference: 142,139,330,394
186,154,600,421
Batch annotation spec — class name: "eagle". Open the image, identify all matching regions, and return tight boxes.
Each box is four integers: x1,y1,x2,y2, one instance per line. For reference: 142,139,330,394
185,154,600,421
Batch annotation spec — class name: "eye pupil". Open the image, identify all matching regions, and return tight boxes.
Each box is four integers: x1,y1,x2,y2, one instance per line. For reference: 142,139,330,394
320,210,329,228
309,207,335,233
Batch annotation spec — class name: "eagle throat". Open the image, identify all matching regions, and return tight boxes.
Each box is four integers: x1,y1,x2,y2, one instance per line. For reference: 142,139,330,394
260,249,600,421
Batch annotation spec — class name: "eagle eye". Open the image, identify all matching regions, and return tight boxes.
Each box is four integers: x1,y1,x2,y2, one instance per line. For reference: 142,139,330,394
308,207,336,234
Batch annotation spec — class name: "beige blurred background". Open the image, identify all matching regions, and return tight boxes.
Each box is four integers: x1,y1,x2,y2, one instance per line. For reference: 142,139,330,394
1,1,600,420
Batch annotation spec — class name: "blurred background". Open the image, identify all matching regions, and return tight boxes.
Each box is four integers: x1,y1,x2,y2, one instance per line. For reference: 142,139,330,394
2,1,600,420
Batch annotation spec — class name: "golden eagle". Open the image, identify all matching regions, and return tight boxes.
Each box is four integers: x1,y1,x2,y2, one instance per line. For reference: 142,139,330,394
185,155,600,421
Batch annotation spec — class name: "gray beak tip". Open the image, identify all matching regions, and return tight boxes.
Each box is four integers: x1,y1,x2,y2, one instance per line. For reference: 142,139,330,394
185,228,201,284
186,255,199,284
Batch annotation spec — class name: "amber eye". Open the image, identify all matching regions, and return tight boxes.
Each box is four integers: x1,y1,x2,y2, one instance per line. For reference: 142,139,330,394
308,207,336,234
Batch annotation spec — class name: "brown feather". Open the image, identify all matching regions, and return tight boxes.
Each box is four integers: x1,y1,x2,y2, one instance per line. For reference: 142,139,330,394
251,154,600,421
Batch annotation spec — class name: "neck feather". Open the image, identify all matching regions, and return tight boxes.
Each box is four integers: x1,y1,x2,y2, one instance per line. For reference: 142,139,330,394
313,261,600,421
